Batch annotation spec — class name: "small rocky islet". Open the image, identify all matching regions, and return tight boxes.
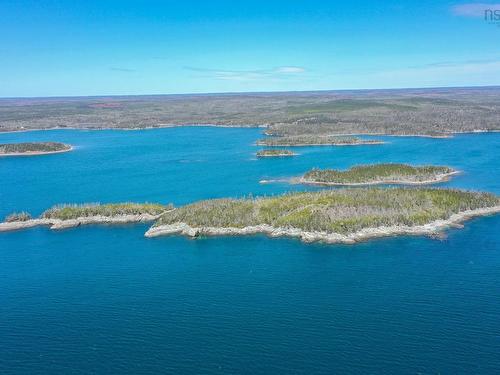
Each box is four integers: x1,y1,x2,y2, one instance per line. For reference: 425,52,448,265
256,149,296,157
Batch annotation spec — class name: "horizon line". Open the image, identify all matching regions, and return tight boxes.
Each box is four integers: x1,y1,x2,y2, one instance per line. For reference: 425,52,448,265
1,84,500,101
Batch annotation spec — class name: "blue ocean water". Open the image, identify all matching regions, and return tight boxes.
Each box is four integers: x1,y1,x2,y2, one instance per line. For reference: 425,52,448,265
1,128,499,374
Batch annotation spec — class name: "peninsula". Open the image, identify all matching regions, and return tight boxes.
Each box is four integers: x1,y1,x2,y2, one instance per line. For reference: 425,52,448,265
0,142,72,156
256,135,384,147
0,202,171,232
299,164,458,186
145,188,500,244
257,149,296,157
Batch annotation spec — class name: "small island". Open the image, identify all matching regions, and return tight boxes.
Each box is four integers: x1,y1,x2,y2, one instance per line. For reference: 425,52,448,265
256,135,384,147
145,188,500,244
0,202,172,231
299,163,458,186
257,149,296,157
0,142,72,156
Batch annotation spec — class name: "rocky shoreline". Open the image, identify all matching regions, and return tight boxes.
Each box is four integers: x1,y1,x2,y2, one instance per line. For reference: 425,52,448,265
256,152,297,158
260,171,459,186
144,206,500,244
297,171,460,186
0,213,161,232
0,146,73,157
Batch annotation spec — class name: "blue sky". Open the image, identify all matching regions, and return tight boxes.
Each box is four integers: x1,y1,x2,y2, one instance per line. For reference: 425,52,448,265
1,0,500,97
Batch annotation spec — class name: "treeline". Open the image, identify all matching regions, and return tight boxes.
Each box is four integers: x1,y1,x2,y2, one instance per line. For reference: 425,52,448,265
5,212,32,222
3,202,171,222
42,203,171,220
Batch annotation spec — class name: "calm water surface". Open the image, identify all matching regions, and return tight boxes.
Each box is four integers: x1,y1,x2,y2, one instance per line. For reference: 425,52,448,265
1,128,499,374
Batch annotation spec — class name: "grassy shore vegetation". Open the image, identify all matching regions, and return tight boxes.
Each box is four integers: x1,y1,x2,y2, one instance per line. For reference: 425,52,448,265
302,164,455,184
41,202,171,220
0,142,71,154
256,135,382,146
154,188,500,235
5,212,32,222
256,149,295,157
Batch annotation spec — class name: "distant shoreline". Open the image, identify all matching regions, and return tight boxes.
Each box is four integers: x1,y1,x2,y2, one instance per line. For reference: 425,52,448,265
0,125,499,138
263,130,500,139
0,124,265,134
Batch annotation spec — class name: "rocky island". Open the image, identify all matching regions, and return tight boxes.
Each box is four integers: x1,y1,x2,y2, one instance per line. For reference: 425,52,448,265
256,135,384,147
0,142,72,156
3,190,499,243
0,202,171,232
299,164,458,186
145,188,500,244
256,149,296,157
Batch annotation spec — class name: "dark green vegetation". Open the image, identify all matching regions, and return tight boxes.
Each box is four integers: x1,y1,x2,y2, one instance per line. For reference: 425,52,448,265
257,135,381,146
302,164,455,184
1,87,499,136
5,212,32,222
154,188,500,234
285,99,416,115
0,142,70,154
256,149,295,157
41,203,171,220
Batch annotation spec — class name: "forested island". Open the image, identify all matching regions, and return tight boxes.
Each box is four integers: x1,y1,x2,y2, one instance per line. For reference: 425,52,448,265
256,135,383,147
299,164,458,186
0,142,71,156
256,149,296,157
146,188,500,243
0,202,171,231
3,189,499,243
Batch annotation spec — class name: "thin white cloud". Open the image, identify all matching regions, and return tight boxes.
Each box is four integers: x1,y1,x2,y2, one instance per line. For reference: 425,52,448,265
411,58,499,69
185,66,306,81
365,59,500,87
215,71,265,81
275,66,306,74
110,67,136,72
451,3,500,17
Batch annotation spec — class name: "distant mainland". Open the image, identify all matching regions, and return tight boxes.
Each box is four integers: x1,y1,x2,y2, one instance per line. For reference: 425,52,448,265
1,87,499,138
